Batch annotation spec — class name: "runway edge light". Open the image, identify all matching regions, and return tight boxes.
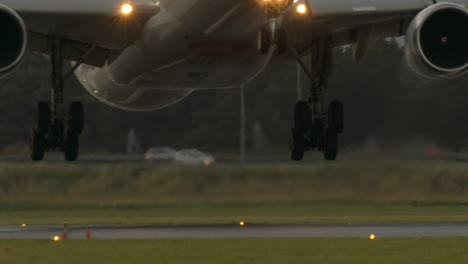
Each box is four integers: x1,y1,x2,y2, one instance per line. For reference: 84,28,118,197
369,234,376,240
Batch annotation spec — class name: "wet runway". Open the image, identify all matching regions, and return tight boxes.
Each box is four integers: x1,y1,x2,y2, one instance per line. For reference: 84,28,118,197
1,223,468,239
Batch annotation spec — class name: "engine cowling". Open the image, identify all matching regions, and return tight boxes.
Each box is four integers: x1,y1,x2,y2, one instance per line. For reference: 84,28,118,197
405,3,468,80
0,5,27,77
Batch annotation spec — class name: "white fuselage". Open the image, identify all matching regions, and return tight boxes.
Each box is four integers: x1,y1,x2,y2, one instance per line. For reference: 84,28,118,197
76,0,272,110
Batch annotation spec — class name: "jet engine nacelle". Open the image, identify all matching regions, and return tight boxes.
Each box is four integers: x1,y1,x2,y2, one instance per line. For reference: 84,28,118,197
0,5,27,78
405,3,467,80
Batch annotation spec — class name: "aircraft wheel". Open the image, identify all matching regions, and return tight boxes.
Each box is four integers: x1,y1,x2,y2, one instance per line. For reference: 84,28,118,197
294,101,311,133
328,100,344,134
258,28,271,55
30,129,45,161
323,131,338,161
64,129,79,162
289,128,305,161
68,101,84,135
34,101,50,136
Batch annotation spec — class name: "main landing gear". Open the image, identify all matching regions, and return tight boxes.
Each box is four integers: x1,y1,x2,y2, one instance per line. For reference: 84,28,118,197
288,38,344,161
255,1,343,161
30,38,84,162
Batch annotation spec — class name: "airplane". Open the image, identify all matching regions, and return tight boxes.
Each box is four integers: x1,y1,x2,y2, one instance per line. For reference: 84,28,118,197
0,0,466,162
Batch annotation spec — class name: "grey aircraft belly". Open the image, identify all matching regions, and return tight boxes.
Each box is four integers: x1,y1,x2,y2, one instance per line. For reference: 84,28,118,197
0,0,466,161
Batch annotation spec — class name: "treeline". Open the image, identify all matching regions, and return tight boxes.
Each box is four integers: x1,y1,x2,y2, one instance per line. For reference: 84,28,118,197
0,39,467,155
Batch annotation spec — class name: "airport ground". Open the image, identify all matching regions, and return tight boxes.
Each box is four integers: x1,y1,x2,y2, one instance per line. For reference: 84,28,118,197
1,202,468,225
0,160,468,224
1,238,468,264
1,160,468,263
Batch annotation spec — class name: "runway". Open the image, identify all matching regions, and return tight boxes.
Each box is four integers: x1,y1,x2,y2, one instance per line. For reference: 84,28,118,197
1,223,468,239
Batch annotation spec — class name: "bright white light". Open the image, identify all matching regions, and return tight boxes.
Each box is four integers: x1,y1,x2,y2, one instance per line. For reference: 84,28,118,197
296,4,308,14
121,3,133,15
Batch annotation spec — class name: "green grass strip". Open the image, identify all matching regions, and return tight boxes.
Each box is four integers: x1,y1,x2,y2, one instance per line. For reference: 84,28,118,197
1,238,468,264
1,202,468,225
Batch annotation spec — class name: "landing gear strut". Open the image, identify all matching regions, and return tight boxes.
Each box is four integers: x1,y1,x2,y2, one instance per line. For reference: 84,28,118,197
289,38,344,161
29,38,84,162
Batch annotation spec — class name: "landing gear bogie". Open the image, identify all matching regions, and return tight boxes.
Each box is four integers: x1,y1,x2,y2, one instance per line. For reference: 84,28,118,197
289,128,305,161
288,38,344,161
328,100,344,134
34,101,50,135
68,101,84,135
64,129,79,162
323,131,338,161
29,129,45,161
294,101,311,133
28,37,84,162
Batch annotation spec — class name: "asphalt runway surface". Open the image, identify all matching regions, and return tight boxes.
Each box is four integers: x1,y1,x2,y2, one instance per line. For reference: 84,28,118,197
1,223,468,239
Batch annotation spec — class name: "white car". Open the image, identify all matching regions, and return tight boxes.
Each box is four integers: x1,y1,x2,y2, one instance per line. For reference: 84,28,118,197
144,147,177,162
174,149,215,166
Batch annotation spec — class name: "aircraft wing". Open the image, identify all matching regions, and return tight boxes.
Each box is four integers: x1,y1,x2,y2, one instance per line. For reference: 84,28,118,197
1,0,467,66
282,0,467,60
0,0,159,66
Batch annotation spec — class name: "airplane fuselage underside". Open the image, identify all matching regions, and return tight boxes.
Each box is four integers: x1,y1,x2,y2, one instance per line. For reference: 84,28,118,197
76,1,271,111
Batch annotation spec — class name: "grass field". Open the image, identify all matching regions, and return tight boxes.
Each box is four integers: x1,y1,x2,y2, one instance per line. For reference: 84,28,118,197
2,202,468,225
1,238,468,264
2,161,468,206
1,161,468,225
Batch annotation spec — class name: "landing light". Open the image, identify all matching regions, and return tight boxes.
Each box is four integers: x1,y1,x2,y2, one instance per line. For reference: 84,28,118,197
121,3,133,15
52,235,61,241
296,3,308,15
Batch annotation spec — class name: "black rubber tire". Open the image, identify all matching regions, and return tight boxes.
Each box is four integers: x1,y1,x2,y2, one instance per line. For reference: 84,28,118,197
34,101,50,136
276,28,287,55
289,128,305,161
294,101,311,133
257,28,270,55
329,100,344,134
29,129,45,161
323,132,338,161
68,101,84,135
64,132,79,162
